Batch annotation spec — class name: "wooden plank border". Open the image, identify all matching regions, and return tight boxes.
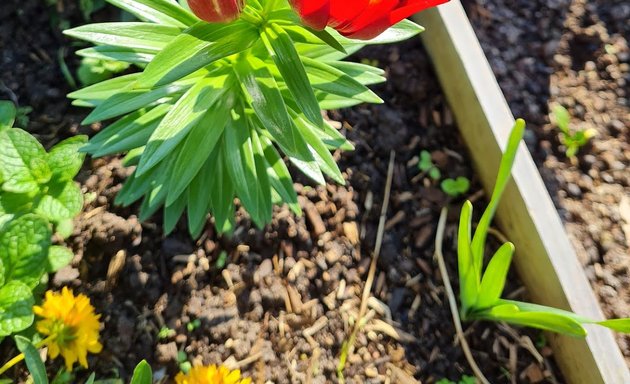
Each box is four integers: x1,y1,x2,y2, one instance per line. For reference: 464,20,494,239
414,2,629,383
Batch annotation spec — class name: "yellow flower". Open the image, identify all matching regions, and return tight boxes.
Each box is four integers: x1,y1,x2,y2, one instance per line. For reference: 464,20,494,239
175,365,251,384
33,287,102,371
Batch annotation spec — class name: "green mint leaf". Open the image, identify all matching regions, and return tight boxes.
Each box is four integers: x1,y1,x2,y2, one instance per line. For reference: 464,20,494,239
0,128,51,193
0,281,35,336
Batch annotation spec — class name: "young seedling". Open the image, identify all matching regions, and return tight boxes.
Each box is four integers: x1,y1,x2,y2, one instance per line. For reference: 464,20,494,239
441,176,470,197
436,375,476,384
418,150,441,180
552,105,596,158
457,118,630,336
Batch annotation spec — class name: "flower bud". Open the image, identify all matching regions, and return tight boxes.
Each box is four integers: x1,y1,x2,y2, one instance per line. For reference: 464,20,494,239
188,0,245,23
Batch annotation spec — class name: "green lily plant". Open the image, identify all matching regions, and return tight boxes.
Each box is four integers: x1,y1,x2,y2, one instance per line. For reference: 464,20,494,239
65,0,426,237
457,119,630,336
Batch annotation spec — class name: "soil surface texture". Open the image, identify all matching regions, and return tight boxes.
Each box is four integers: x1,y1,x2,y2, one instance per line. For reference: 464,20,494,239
462,0,630,364
0,0,585,383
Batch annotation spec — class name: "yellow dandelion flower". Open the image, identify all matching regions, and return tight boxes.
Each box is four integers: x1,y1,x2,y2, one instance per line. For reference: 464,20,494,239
33,287,103,371
175,365,251,384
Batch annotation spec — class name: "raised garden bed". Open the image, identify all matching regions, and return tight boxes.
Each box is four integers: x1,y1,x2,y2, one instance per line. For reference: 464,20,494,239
0,0,627,383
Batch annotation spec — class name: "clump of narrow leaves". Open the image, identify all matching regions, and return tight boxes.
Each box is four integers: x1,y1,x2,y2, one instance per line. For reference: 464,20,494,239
457,119,630,336
0,101,86,337
65,0,425,236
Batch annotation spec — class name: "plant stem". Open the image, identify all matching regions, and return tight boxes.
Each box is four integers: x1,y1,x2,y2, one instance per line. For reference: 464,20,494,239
0,336,55,376
336,150,396,381
434,207,490,384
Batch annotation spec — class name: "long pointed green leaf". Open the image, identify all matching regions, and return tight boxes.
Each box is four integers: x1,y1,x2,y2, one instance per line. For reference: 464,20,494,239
234,56,316,166
301,57,382,104
471,119,525,278
64,23,181,51
476,242,514,309
458,200,477,314
139,21,258,87
480,304,587,337
165,98,230,206
15,336,48,384
136,72,230,175
76,46,155,65
262,23,323,128
259,135,301,215
83,79,193,124
105,0,197,27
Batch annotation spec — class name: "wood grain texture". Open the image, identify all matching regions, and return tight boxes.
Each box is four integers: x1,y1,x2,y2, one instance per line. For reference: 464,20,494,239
414,2,630,383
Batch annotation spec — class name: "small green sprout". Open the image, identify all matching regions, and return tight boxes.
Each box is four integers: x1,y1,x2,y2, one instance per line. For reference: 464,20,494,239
186,318,201,332
418,150,441,180
157,326,176,340
436,375,476,384
552,105,596,158
457,118,630,336
177,351,192,374
441,176,470,197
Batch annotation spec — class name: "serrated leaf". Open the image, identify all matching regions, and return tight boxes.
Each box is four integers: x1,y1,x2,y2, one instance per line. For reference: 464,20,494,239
36,181,84,222
136,72,230,175
0,128,51,193
0,281,35,336
139,21,258,87
105,0,197,27
130,360,152,384
262,23,323,128
64,22,181,52
47,136,88,182
0,214,51,287
46,245,74,273
15,335,48,384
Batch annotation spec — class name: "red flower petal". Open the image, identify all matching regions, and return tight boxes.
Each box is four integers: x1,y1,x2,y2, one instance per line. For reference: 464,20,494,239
289,0,330,29
188,0,245,23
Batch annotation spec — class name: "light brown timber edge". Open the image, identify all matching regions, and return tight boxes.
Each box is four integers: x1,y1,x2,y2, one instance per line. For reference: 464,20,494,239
414,2,630,383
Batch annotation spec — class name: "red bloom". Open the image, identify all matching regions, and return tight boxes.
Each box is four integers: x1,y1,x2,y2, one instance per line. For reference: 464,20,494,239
188,0,245,23
290,0,448,40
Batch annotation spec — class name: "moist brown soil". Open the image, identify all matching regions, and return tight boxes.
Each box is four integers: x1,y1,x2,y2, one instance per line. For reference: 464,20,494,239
0,0,588,383
461,0,630,364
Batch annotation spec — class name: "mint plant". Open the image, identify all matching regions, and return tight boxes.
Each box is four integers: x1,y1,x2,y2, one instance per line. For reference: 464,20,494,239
457,119,630,336
0,101,86,338
65,0,429,237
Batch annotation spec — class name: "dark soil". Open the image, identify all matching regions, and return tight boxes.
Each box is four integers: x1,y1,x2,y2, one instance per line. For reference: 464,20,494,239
0,0,577,383
461,0,630,364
